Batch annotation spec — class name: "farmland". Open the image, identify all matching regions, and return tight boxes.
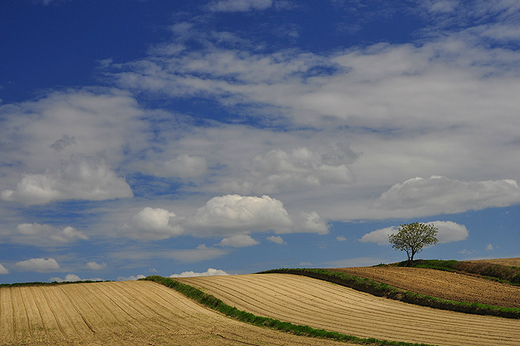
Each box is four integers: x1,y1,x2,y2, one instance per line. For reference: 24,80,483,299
1,259,519,346
178,272,520,346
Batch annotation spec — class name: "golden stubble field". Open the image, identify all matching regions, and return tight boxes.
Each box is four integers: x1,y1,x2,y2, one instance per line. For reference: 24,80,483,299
1,258,519,346
0,280,346,346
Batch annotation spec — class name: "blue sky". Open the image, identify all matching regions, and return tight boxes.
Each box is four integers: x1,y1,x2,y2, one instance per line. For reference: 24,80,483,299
1,0,519,283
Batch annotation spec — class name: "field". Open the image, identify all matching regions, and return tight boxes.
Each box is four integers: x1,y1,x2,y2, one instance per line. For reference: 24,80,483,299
334,266,520,308
178,273,520,346
0,280,347,346
1,259,519,346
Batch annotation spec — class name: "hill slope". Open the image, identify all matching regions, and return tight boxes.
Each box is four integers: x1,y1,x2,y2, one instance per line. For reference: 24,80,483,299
178,273,520,346
335,266,520,308
0,280,348,346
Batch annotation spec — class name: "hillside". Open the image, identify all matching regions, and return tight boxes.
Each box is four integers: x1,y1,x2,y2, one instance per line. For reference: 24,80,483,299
335,266,520,308
178,272,520,346
0,280,347,346
2,258,519,346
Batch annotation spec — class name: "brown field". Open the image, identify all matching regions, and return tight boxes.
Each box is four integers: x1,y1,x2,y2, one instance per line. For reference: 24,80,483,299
179,273,520,346
2,258,520,346
469,257,520,267
0,280,349,345
335,266,520,308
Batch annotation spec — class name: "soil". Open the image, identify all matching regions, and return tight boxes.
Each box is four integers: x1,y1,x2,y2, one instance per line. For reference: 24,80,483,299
334,266,520,308
0,280,350,346
179,273,520,346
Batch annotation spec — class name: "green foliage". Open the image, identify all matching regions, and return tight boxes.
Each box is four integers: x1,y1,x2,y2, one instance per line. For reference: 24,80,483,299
145,275,436,346
388,222,438,263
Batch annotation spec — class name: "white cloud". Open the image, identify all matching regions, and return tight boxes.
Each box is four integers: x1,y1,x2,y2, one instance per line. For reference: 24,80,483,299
0,264,8,274
375,176,520,217
162,154,208,178
186,194,328,236
50,274,103,282
360,221,469,245
206,0,273,12
219,234,260,247
359,226,397,245
170,244,229,262
486,244,495,251
86,261,106,270
15,258,60,272
246,146,356,193
117,274,146,281
170,268,229,278
11,223,88,246
121,207,184,240
336,236,347,241
186,194,293,235
267,235,285,244
1,155,133,205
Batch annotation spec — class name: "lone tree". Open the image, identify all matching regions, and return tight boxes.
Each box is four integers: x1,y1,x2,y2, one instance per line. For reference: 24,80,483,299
388,222,438,265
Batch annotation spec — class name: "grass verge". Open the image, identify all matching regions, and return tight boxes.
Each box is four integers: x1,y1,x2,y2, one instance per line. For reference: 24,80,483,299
144,275,436,346
259,268,520,319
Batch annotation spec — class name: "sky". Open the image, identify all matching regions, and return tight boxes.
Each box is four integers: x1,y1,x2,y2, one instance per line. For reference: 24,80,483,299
0,0,519,283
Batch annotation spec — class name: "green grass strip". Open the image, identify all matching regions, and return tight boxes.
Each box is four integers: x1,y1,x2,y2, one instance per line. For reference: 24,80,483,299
144,275,437,346
259,268,520,319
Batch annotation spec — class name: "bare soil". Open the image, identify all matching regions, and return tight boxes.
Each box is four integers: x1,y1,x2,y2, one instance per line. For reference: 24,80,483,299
179,273,520,346
334,266,520,308
0,280,350,346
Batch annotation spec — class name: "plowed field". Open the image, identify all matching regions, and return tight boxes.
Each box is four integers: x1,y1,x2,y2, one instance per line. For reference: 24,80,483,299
335,266,520,308
179,273,520,346
0,280,349,346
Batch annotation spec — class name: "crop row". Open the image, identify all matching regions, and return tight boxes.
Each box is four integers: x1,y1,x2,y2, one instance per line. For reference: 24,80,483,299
144,275,436,346
259,268,520,319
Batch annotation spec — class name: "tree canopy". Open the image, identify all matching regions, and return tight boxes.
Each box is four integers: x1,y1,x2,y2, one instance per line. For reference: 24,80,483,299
388,222,438,264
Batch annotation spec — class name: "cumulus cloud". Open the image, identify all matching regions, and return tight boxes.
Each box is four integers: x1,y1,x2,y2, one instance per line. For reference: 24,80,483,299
375,176,520,217
11,223,88,246
50,274,103,282
0,264,8,274
336,236,347,241
360,221,469,245
219,234,260,247
267,235,285,244
119,195,329,240
1,155,133,205
246,146,356,193
162,154,208,178
186,194,328,236
15,258,60,272
170,268,229,278
187,195,292,235
121,207,184,240
206,0,273,12
86,261,106,270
